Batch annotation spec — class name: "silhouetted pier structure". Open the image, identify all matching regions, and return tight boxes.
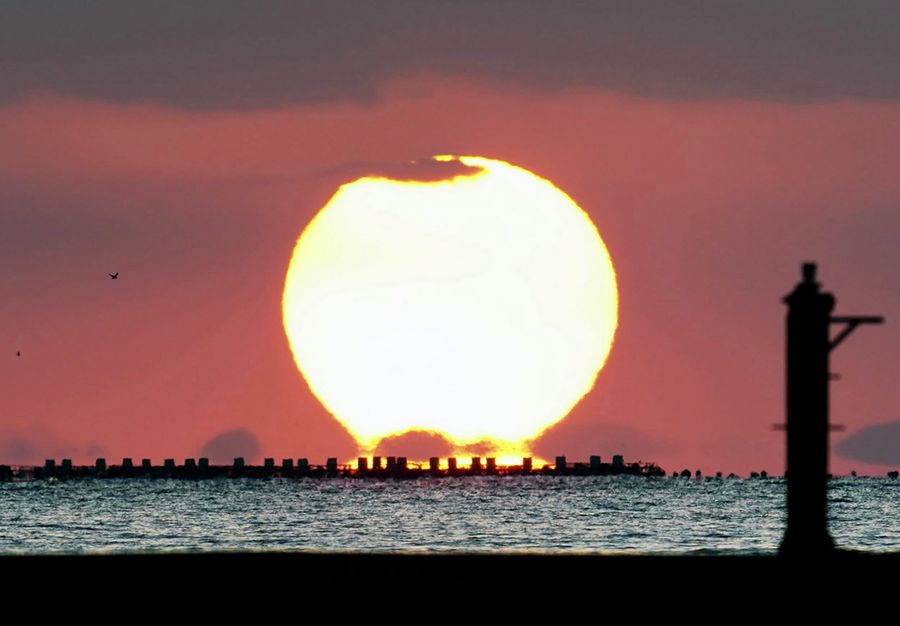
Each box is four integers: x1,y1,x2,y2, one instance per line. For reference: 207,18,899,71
779,263,883,555
0,454,665,481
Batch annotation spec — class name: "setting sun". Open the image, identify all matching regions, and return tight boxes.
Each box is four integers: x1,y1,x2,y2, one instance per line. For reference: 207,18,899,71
283,156,618,458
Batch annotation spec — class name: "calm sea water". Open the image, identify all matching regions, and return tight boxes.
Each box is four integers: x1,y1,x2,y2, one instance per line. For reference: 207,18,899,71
1,476,898,555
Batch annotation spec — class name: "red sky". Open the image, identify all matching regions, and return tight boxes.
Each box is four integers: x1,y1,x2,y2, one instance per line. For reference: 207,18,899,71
2,5,899,475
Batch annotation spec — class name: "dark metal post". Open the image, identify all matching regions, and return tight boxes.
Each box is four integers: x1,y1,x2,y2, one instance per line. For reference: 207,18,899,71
780,263,883,555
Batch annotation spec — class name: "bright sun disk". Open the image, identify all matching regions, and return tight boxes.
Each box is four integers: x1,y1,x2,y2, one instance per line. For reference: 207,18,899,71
283,156,618,459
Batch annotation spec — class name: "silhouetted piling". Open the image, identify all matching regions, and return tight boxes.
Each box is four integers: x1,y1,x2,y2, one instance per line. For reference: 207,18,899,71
199,457,209,470
95,458,107,473
61,459,73,476
326,458,338,476
889,471,899,479
429,457,440,475
372,456,382,471
590,456,602,471
232,457,245,477
612,455,624,468
522,457,532,474
447,457,457,474
356,457,367,473
470,457,482,474
555,456,566,475
486,457,497,474
141,459,152,471
297,458,309,475
44,459,56,477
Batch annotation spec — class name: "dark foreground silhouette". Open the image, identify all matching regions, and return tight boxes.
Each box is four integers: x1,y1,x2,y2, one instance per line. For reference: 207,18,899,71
3,550,898,597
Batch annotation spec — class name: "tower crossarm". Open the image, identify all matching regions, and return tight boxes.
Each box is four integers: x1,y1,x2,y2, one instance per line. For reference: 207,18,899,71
829,316,884,352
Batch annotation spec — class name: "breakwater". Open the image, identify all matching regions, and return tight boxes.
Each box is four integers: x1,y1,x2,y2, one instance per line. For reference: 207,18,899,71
0,454,665,480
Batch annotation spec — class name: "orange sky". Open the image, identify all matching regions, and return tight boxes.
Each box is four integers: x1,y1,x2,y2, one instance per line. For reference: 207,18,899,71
2,76,898,475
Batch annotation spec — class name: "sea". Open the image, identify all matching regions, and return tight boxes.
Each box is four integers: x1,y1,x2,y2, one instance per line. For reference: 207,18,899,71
1,476,898,555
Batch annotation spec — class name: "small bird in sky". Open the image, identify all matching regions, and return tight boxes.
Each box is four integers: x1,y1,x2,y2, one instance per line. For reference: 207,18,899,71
16,351,20,357
108,272,119,280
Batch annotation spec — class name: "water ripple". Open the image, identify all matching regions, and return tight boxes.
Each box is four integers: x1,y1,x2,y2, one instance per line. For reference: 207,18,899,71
0,476,897,554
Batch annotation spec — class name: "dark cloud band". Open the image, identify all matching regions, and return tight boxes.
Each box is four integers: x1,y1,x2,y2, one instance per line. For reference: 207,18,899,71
837,422,900,466
2,1,899,108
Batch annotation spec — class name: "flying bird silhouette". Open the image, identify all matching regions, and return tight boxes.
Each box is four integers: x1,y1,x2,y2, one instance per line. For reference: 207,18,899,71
108,272,119,279
16,351,20,357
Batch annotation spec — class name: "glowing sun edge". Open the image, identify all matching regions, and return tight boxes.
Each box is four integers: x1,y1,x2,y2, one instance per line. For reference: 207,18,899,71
283,155,618,463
